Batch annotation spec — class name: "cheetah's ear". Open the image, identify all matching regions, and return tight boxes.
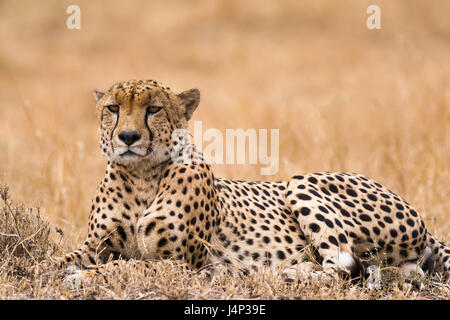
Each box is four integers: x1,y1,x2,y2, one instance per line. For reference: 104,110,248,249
177,88,200,121
93,90,105,103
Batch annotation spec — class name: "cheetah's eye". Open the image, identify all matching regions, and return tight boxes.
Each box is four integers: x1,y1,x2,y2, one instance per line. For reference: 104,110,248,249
147,106,162,115
106,104,120,113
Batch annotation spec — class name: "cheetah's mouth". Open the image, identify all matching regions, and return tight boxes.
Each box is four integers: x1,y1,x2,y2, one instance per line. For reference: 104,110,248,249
116,146,148,157
120,150,140,157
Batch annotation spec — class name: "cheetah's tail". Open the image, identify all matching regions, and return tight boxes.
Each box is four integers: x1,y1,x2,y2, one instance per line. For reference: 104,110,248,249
423,232,450,280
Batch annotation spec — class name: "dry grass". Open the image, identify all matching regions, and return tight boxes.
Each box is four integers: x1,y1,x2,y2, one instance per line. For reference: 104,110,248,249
1,186,449,299
1,186,449,300
0,0,449,299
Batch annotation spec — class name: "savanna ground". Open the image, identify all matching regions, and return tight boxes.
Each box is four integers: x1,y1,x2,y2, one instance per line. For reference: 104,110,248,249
0,0,449,299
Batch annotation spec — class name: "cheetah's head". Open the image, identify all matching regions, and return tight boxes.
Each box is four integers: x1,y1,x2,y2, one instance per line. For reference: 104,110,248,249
93,79,200,168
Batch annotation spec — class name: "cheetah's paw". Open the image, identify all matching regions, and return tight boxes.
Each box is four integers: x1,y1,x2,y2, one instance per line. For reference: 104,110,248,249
64,266,91,290
366,265,383,290
283,262,330,283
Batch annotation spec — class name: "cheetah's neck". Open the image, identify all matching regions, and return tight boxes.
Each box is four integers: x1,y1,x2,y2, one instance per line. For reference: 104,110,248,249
106,161,167,208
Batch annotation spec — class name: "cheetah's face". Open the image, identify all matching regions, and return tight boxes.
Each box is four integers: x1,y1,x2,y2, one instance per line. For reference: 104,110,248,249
93,80,200,168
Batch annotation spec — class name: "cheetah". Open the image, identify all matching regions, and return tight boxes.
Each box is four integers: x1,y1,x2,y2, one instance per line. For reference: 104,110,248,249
52,79,449,285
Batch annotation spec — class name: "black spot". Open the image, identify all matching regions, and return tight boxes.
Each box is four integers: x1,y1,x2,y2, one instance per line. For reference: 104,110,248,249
328,236,338,246
329,184,338,193
145,222,156,236
277,251,286,260
251,252,260,261
338,234,348,243
310,223,320,233
157,238,168,248
360,214,372,222
300,207,311,216
320,242,330,249
360,226,370,236
318,206,329,214
362,204,374,211
308,177,318,184
297,193,312,201
104,238,113,247
117,226,127,241
325,219,334,228
315,214,325,221
340,209,351,217
309,189,323,199
344,201,355,208
284,235,293,244
88,255,96,264
383,216,393,224
320,187,331,196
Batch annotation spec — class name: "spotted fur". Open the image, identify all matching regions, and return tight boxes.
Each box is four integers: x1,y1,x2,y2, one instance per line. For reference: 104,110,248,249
54,79,450,282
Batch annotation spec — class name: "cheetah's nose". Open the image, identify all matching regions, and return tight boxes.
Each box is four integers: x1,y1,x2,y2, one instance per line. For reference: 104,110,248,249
118,131,141,146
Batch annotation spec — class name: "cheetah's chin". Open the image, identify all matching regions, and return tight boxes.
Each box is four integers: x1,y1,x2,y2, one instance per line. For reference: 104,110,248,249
110,146,170,169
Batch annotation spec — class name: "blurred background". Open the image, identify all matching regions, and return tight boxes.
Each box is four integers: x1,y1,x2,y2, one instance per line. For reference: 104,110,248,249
0,0,449,249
